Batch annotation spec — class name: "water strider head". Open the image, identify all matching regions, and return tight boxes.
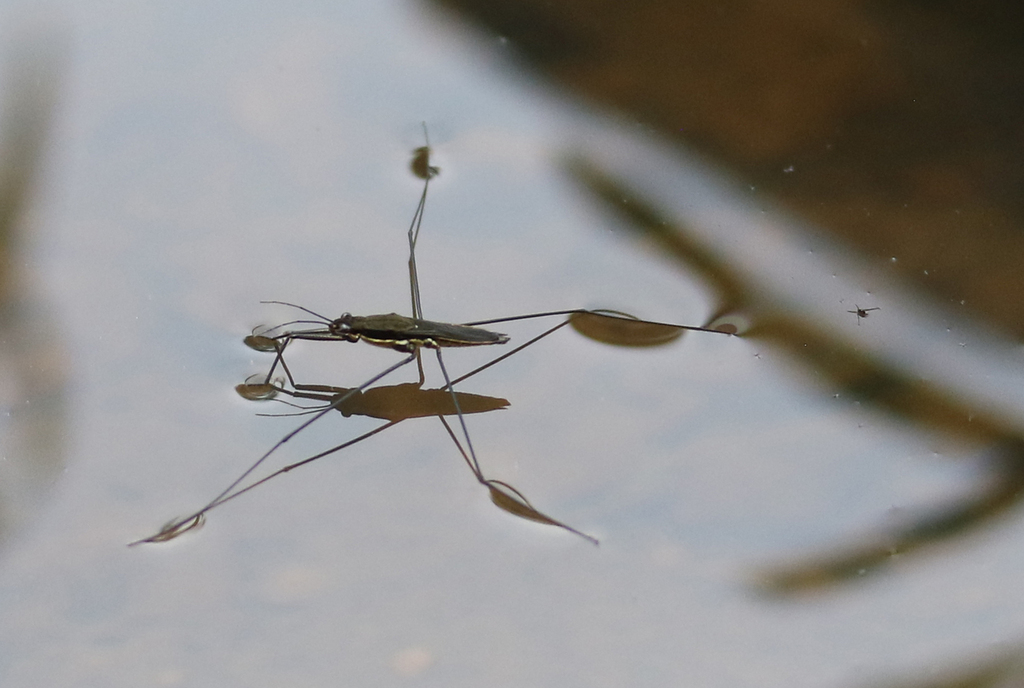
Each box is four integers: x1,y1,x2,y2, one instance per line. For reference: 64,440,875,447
327,312,359,340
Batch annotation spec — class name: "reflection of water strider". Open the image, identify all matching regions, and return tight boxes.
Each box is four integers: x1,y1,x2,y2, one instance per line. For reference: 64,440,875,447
130,133,735,548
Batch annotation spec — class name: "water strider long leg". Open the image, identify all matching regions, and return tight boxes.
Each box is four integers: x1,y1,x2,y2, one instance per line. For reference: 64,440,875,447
158,418,405,537
407,144,431,323
401,142,602,542
431,347,483,480
407,124,437,386
129,351,418,545
431,346,601,545
436,415,600,546
464,308,733,336
403,141,493,507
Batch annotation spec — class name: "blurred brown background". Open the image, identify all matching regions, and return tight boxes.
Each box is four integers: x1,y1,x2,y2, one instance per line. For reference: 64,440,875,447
434,0,1024,339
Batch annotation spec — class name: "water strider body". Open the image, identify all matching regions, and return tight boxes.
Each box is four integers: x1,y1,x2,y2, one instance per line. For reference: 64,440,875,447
283,311,510,352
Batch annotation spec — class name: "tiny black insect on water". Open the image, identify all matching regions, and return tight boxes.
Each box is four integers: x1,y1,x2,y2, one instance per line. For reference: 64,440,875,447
847,305,880,324
131,126,736,547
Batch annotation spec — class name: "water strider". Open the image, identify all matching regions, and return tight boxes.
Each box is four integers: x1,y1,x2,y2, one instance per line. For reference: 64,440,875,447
847,305,880,324
131,129,736,547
